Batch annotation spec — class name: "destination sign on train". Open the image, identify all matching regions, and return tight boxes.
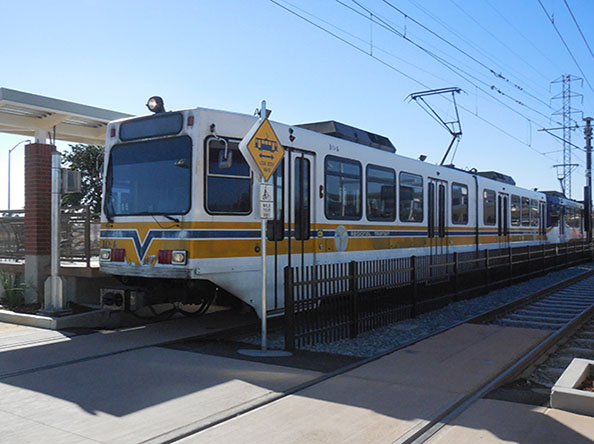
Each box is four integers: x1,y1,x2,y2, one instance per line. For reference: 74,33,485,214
240,118,285,181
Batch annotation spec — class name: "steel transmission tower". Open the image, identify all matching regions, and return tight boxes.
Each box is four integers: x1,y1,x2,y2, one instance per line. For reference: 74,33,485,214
551,74,583,198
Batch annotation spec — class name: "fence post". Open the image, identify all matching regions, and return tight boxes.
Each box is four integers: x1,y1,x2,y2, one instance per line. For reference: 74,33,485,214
542,244,546,272
484,249,490,288
508,246,513,283
555,244,559,270
527,245,531,274
349,261,359,339
284,266,295,351
411,256,418,318
453,252,459,299
84,206,91,268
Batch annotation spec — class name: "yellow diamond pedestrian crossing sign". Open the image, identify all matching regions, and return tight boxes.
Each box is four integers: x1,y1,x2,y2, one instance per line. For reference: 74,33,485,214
239,118,285,181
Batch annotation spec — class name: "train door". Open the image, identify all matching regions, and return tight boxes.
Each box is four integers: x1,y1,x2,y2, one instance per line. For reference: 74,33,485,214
540,201,546,241
428,178,448,265
559,206,566,242
497,193,509,248
288,150,316,271
269,149,316,313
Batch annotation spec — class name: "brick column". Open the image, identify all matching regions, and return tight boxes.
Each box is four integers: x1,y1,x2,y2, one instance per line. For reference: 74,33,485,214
24,143,55,304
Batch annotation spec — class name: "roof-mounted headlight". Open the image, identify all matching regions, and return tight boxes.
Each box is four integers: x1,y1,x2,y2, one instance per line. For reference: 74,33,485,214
146,96,165,113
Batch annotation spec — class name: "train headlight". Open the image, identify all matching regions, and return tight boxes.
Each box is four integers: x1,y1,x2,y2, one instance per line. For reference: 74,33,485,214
172,250,187,265
146,96,165,113
100,248,112,261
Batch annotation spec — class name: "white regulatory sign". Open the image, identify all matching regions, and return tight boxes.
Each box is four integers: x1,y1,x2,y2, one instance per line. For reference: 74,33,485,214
260,201,274,220
260,183,274,202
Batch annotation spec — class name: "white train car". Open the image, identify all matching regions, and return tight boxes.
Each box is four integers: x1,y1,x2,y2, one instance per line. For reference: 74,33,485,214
98,99,574,317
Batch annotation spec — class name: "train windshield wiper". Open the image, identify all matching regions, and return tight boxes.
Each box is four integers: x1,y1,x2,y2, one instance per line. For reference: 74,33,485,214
163,215,180,223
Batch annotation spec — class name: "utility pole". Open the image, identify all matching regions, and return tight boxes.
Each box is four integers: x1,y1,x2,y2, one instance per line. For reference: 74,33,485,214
551,74,583,198
584,117,593,242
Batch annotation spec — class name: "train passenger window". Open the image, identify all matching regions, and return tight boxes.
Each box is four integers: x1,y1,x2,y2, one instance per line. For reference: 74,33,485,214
451,183,468,225
511,195,521,226
399,172,424,222
483,189,496,225
366,165,396,221
325,156,362,220
530,199,539,227
295,157,310,240
205,137,252,214
521,197,530,226
266,162,284,241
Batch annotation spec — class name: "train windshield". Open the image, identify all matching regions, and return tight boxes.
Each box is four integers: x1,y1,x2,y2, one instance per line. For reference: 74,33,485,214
104,136,192,216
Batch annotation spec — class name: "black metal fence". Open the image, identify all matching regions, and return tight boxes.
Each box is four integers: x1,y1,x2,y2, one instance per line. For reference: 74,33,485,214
284,241,593,350
0,207,100,266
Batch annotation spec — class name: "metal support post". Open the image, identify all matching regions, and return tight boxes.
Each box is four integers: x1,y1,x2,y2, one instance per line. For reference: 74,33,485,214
584,117,592,243
42,151,66,314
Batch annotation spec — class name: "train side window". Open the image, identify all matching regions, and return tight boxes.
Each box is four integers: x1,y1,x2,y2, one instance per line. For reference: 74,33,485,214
399,172,424,222
521,197,530,226
366,165,396,221
266,161,284,241
451,183,468,225
483,189,496,225
324,156,362,220
530,199,539,227
205,137,252,214
511,195,521,226
294,157,310,240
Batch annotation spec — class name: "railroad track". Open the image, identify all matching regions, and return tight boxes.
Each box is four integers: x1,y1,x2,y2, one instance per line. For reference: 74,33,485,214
529,317,594,388
407,268,594,444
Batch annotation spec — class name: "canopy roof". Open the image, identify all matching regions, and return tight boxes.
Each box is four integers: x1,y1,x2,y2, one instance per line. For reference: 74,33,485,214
0,88,131,145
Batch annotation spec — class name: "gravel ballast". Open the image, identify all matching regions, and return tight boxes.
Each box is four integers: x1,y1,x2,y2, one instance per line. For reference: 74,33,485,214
239,262,594,357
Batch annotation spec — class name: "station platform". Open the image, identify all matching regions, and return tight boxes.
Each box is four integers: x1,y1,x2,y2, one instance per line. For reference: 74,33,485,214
1,319,593,443
426,398,594,444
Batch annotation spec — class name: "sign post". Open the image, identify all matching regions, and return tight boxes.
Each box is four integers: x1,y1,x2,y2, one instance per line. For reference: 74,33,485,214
238,100,290,357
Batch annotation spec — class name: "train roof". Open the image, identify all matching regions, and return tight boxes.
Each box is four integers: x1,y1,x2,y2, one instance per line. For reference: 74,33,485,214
296,120,396,153
543,191,584,207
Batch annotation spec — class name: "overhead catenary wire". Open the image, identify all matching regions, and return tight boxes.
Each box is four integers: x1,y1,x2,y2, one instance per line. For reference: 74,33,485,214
277,0,456,87
448,0,553,85
382,0,555,110
484,0,565,75
341,0,562,128
563,0,594,62
537,0,594,95
269,0,560,163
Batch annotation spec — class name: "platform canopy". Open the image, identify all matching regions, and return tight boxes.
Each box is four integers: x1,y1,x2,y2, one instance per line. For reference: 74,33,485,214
0,88,132,145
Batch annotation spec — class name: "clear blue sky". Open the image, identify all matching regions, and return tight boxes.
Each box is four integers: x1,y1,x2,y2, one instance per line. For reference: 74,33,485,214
1,0,593,209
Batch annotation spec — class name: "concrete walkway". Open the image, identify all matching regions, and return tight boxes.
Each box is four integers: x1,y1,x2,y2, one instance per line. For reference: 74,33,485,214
180,324,553,444
1,319,592,443
427,398,594,444
0,316,321,444
0,310,253,379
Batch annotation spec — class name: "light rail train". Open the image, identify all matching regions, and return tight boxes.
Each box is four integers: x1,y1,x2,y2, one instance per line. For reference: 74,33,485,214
98,98,585,316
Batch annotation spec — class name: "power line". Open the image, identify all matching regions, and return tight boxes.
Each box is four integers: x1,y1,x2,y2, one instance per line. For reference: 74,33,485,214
269,0,426,88
484,0,564,74
537,0,594,95
405,0,554,101
270,0,559,163
342,0,561,128
380,0,553,111
276,0,456,87
563,0,594,61
449,0,552,85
